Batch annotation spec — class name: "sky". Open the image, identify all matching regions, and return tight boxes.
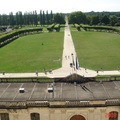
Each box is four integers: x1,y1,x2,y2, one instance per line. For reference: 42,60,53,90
0,0,120,14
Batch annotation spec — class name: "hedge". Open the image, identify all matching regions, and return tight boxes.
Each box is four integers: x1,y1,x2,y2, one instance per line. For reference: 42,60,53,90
54,24,60,32
81,25,120,33
74,24,80,31
47,24,55,32
0,27,43,47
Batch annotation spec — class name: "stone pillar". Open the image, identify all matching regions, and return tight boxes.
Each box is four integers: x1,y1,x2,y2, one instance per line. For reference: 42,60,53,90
100,109,106,120
89,108,94,120
49,109,55,120
61,109,66,120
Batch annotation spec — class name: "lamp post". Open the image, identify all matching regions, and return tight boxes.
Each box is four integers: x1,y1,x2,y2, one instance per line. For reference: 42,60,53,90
71,53,74,66
71,53,75,72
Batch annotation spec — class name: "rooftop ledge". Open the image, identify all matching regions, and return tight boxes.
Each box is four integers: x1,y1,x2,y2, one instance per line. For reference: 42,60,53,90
0,99,119,108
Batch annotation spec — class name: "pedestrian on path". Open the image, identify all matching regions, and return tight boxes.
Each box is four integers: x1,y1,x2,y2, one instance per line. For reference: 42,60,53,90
2,71,5,75
65,56,67,59
85,68,87,73
44,68,47,75
118,66,120,71
36,70,38,76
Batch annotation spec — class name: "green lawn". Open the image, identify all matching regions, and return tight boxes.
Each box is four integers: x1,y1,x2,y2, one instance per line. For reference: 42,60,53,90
71,31,120,70
1,28,120,72
0,32,64,72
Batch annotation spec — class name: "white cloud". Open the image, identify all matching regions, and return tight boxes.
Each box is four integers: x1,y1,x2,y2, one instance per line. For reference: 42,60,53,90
0,0,120,14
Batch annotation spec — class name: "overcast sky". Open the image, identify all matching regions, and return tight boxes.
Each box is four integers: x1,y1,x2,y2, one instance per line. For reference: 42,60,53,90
1,0,120,14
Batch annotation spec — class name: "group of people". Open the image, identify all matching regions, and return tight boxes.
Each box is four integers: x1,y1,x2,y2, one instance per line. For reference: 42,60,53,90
65,55,70,59
35,69,53,76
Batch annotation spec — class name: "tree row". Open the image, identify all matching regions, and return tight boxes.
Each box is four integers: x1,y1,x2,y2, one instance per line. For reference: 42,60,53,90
0,10,65,27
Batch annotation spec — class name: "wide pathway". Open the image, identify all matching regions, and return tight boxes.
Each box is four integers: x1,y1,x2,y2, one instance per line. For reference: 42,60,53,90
0,17,120,78
48,17,97,78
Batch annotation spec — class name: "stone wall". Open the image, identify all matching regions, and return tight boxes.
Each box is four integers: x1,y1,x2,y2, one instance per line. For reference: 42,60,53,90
0,106,119,120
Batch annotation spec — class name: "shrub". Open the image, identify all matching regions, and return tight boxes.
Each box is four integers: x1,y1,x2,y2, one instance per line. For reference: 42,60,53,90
74,24,80,31
47,24,55,32
54,24,60,32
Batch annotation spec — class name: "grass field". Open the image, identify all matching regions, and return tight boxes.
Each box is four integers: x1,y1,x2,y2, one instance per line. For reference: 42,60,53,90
0,32,64,72
71,31,120,70
1,27,120,73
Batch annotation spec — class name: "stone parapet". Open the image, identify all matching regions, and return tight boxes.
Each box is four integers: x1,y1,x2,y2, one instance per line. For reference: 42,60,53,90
0,99,119,109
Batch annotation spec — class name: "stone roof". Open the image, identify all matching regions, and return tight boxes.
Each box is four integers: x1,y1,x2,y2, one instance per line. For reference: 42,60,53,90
0,81,120,102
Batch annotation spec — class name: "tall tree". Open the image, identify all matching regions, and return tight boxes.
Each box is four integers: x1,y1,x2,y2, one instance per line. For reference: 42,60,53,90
0,14,2,26
86,15,91,25
30,12,34,25
50,10,53,24
9,12,14,26
91,15,100,25
40,10,43,26
23,12,28,25
46,10,49,25
42,11,46,25
110,16,118,26
101,15,110,25
69,11,87,24
54,13,65,24
1,14,8,25
15,11,23,26
33,10,38,26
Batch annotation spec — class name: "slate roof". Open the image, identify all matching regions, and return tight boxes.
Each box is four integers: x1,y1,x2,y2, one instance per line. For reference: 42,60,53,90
0,81,120,102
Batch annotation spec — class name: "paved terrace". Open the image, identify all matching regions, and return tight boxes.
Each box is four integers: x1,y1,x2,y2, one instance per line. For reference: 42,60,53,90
0,17,120,78
0,81,120,101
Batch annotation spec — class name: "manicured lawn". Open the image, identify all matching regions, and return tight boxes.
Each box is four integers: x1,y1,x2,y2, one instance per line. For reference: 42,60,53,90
71,31,120,70
0,32,64,72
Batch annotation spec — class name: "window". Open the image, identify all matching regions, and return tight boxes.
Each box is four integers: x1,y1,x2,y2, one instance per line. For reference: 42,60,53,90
31,113,40,120
109,111,118,120
0,113,9,120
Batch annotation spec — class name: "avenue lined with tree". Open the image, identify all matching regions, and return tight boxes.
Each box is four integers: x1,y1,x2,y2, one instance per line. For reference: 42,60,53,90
0,10,65,28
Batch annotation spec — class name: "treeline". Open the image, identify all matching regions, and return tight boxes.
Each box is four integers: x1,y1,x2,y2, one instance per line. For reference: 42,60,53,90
68,11,120,26
0,10,65,27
